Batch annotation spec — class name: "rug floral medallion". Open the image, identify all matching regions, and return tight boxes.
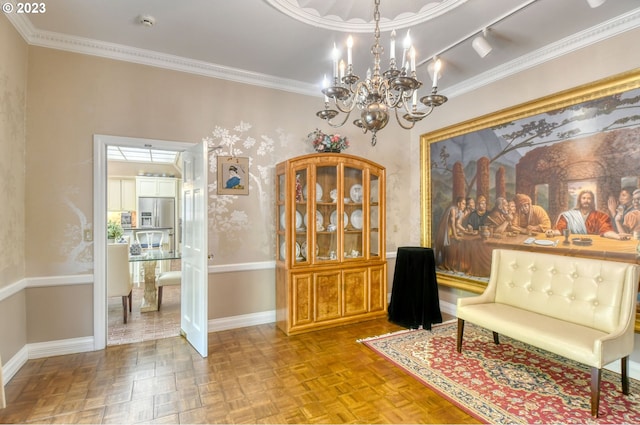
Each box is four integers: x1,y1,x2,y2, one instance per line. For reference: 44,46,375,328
362,321,640,424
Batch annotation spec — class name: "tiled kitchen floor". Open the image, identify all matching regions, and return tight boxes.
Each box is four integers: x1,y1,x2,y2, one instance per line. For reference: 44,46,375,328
107,285,181,346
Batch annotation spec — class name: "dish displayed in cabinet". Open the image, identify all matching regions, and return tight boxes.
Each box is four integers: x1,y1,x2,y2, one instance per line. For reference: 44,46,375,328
330,210,348,228
279,210,304,230
329,188,338,202
280,241,302,259
301,241,318,258
303,183,323,201
350,184,363,203
350,209,363,230
304,210,323,230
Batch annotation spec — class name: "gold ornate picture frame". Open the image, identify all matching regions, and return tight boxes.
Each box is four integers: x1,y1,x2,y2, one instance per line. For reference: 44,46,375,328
420,69,640,331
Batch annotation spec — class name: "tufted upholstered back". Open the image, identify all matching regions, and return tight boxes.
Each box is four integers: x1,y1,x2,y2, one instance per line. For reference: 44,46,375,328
489,249,639,334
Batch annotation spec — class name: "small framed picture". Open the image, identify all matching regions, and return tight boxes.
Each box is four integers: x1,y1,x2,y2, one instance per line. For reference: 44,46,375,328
217,156,249,195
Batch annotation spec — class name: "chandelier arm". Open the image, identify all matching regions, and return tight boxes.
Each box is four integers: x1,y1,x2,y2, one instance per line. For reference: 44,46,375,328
326,109,354,128
394,107,417,130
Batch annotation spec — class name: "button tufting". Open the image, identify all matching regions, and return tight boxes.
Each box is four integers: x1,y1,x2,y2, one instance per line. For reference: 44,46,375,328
530,266,537,272
547,291,553,296
527,287,533,292
570,295,575,300
572,272,579,278
596,276,603,283
551,268,557,275
593,300,599,306
509,282,515,288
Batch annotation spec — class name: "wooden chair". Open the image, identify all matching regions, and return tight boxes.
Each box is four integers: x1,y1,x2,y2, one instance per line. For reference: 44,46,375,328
107,243,133,323
156,270,181,310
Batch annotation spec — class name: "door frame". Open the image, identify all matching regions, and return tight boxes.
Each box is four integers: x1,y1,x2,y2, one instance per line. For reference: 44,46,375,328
93,134,197,351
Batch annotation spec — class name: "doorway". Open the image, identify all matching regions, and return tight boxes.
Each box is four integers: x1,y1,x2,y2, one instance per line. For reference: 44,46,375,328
93,134,206,352
106,145,182,345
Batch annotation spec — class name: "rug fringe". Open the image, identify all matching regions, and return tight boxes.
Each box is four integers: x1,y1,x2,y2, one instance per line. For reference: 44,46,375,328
356,328,415,343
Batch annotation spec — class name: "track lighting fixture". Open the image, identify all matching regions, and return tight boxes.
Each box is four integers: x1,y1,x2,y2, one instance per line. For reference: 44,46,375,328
472,29,492,58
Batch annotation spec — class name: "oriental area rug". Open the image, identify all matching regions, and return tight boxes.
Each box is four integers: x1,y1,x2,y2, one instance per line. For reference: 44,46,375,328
361,321,640,424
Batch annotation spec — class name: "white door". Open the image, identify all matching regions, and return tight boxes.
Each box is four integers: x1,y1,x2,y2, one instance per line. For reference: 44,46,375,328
181,141,208,357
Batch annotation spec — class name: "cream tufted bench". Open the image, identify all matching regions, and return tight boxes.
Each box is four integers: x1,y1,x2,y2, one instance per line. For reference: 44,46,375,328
456,249,639,417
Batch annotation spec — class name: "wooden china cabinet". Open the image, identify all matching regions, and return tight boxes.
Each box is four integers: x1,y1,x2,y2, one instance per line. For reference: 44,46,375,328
275,153,387,335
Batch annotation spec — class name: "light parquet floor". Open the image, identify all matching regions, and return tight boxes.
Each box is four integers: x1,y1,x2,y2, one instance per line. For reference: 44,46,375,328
0,318,480,424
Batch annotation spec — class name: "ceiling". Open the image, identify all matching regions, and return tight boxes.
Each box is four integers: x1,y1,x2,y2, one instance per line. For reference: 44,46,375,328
5,0,640,101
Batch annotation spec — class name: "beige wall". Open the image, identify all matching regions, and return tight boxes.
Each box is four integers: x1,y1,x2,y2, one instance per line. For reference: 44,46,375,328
0,15,28,364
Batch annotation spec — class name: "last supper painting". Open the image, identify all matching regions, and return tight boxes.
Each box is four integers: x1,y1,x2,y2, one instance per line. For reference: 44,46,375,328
421,70,640,288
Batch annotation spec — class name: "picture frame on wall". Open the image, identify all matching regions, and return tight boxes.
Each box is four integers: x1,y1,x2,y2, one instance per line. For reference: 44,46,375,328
420,69,640,330
217,156,249,195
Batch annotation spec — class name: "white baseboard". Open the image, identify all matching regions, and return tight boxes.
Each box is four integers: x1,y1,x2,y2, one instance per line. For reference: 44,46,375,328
207,310,276,332
2,346,28,385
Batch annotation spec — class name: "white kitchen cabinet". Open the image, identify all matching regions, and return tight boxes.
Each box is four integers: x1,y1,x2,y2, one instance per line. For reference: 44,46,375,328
136,177,177,197
108,178,136,211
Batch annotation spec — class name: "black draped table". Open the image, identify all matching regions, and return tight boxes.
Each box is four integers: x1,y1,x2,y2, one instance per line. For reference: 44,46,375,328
388,246,442,329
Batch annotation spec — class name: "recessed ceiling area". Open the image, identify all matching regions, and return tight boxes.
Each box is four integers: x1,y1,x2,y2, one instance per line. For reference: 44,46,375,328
107,146,179,164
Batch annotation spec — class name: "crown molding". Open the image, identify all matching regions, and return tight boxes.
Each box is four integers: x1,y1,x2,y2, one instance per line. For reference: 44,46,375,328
5,8,640,101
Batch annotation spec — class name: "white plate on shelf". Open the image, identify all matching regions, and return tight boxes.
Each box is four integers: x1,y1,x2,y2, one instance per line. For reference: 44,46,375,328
303,183,323,201
330,210,348,228
350,184,363,203
304,210,323,229
301,241,319,258
295,211,303,229
350,209,363,229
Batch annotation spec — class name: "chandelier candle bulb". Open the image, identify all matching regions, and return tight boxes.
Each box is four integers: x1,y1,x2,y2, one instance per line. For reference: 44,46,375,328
432,59,441,88
339,60,346,80
390,30,396,62
410,46,416,73
402,30,411,71
332,43,339,80
347,35,353,68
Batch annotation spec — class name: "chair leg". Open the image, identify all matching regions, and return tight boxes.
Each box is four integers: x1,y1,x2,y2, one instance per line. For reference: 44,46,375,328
128,290,132,313
121,295,128,324
158,286,163,311
591,367,601,418
622,356,630,395
493,331,500,345
456,318,464,353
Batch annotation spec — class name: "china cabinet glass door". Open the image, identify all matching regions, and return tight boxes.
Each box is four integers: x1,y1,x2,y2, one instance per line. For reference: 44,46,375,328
344,166,363,260
369,172,380,257
315,165,338,262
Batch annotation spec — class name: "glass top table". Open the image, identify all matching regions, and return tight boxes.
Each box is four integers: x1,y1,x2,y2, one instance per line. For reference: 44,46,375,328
129,250,181,312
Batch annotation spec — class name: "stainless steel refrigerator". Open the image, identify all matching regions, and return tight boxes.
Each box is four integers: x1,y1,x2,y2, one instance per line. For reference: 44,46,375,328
138,197,175,252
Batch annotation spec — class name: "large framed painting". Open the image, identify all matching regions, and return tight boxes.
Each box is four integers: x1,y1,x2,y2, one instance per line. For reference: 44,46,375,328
420,69,640,331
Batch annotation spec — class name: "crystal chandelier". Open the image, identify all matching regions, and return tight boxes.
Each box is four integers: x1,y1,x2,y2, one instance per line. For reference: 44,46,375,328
316,0,447,146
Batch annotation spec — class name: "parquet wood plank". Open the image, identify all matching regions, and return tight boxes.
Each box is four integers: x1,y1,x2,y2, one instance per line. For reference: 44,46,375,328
0,318,480,424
